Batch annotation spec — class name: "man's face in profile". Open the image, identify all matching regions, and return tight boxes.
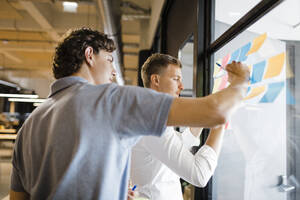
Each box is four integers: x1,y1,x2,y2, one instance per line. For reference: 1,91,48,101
155,64,184,97
92,50,116,84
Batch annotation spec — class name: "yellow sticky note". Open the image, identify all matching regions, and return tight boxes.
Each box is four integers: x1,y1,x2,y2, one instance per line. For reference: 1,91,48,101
247,33,267,56
244,86,266,100
263,52,285,79
212,77,223,93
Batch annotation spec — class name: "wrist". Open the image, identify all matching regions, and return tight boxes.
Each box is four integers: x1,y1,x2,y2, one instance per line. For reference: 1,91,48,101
229,83,248,98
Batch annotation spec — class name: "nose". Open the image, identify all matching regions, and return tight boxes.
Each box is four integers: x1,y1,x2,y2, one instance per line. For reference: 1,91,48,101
179,81,184,91
112,68,117,77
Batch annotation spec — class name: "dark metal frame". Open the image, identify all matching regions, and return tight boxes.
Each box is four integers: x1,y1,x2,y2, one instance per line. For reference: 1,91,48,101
193,0,215,97
208,0,285,54
160,0,173,54
193,0,215,199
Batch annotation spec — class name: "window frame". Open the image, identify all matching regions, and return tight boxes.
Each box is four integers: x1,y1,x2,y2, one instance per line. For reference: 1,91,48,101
194,0,285,200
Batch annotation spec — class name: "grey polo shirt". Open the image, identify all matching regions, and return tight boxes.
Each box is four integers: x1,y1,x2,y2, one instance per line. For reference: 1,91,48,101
11,76,173,200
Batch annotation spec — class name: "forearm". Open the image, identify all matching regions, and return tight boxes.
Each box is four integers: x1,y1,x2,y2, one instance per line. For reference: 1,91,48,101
144,132,217,187
205,125,225,156
10,190,29,200
208,83,247,118
167,84,247,128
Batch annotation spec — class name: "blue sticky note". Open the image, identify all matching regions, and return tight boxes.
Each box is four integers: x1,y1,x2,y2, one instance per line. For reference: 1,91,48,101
246,86,251,94
228,48,241,63
260,82,285,103
251,60,266,84
238,42,251,62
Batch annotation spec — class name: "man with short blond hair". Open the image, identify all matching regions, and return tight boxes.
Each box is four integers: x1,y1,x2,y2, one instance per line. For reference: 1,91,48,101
131,53,225,200
141,53,182,88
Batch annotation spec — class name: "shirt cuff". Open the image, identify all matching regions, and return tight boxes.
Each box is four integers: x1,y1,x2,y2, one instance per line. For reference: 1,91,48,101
182,128,200,148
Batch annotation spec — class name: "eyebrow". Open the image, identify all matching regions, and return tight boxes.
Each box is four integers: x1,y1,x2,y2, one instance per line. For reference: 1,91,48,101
173,75,182,79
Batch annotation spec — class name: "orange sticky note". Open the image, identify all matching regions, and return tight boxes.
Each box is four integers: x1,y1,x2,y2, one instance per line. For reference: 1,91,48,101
244,85,266,100
247,33,267,56
263,52,285,79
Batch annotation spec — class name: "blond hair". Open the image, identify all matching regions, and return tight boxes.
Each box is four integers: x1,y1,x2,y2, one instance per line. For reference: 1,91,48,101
141,53,182,88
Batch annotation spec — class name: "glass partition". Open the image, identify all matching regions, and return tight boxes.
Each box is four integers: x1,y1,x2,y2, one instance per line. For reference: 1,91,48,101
212,0,300,200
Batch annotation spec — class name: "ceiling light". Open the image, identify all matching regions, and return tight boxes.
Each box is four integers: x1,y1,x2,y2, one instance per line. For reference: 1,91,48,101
63,1,78,13
8,98,46,103
0,93,38,98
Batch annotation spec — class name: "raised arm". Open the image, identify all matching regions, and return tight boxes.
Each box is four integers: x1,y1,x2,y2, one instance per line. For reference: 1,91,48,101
136,126,225,187
205,125,225,156
167,61,250,128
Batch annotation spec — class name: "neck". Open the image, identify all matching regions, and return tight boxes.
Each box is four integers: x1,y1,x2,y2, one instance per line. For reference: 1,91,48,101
149,85,159,92
72,63,96,85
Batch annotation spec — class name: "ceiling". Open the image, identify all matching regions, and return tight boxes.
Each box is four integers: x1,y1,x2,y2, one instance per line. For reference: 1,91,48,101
215,0,300,41
0,0,159,96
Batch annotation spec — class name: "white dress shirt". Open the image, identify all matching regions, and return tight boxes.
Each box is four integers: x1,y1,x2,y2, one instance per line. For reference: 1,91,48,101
130,127,218,200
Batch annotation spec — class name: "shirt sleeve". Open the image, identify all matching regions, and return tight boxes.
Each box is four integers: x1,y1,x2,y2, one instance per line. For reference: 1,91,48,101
10,142,26,192
142,129,218,187
11,165,26,192
107,85,174,139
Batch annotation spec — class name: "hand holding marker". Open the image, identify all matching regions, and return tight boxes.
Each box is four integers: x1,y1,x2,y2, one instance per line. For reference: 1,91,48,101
130,185,150,200
216,62,252,82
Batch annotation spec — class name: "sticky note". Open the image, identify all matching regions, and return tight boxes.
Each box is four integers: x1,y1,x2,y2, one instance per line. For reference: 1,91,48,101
247,33,267,55
238,42,251,62
228,48,240,64
260,82,284,103
244,85,266,100
263,52,285,79
251,60,266,84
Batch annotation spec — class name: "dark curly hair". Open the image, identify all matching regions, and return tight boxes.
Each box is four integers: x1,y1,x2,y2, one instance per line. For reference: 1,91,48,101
52,28,116,79
141,53,182,88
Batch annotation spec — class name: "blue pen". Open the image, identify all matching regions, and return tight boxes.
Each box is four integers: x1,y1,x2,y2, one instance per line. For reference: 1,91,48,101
216,62,225,69
132,185,137,191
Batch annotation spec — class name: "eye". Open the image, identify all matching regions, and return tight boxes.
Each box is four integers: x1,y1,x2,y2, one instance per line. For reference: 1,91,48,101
105,55,114,63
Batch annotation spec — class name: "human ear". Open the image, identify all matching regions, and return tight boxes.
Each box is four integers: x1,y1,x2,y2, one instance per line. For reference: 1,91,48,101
150,74,160,86
85,47,94,66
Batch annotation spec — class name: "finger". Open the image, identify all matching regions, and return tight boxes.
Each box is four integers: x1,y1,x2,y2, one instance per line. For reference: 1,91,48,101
127,193,135,200
128,180,132,188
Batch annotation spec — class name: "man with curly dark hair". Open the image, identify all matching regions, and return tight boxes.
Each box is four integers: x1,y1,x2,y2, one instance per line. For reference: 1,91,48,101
52,28,116,82
10,28,250,200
